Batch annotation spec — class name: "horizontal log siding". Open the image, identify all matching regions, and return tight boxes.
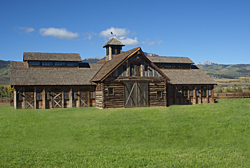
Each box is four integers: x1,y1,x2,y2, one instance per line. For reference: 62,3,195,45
104,82,124,108
149,81,166,107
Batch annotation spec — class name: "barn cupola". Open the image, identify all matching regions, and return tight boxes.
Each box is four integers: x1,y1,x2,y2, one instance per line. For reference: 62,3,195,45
103,38,125,61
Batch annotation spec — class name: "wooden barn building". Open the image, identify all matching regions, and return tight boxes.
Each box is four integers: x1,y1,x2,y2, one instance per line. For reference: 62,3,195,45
10,38,216,109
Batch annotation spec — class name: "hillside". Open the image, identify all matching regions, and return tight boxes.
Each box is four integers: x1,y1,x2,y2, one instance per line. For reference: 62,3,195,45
198,64,250,78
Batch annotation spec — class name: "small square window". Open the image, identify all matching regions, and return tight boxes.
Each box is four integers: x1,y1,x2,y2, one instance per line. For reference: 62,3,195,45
144,65,149,71
108,88,114,95
157,91,162,98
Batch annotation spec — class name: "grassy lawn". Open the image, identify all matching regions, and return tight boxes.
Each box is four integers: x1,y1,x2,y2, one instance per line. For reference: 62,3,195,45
0,99,250,167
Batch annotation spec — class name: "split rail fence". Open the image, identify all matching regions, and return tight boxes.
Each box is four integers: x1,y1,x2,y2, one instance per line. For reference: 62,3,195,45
214,92,250,99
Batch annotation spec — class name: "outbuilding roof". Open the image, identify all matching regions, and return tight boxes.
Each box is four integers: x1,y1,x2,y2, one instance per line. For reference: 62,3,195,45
23,52,82,62
103,38,125,48
147,56,194,64
161,69,217,85
10,61,103,86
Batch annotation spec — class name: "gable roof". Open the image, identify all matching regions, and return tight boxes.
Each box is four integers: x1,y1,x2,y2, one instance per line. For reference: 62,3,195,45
91,47,170,82
147,56,194,64
10,61,103,86
23,52,82,62
103,38,125,48
161,69,217,85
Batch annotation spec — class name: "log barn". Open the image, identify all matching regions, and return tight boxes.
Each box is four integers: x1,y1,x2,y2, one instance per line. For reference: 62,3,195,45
10,38,216,109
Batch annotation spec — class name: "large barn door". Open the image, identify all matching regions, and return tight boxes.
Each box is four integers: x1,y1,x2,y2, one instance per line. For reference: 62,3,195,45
124,82,148,108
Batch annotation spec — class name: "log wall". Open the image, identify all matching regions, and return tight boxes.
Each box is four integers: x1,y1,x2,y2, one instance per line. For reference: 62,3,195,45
103,82,124,108
149,81,166,107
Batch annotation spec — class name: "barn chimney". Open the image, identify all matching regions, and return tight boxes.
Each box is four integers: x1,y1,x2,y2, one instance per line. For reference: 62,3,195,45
103,38,125,61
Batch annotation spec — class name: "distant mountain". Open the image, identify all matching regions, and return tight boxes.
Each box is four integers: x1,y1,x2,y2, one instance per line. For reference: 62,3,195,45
82,52,159,63
196,61,218,65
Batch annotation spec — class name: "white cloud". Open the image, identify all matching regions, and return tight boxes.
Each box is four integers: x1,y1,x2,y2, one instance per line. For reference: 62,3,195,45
146,39,155,46
84,32,96,40
19,27,35,33
39,27,79,40
99,27,143,46
157,40,163,45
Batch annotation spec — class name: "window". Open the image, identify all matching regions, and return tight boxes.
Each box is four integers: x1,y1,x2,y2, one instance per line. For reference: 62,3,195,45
201,90,207,96
144,65,149,71
182,90,188,97
155,63,162,68
130,63,141,76
73,91,78,99
64,92,69,99
67,62,77,67
208,90,212,96
36,92,42,100
29,61,40,66
182,64,190,69
55,62,65,67
157,91,162,98
117,46,121,54
189,90,193,96
90,91,95,98
173,64,181,69
163,64,172,68
108,88,114,95
42,61,53,66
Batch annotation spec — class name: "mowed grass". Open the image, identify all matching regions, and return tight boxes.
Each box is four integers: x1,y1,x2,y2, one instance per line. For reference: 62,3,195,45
0,99,250,167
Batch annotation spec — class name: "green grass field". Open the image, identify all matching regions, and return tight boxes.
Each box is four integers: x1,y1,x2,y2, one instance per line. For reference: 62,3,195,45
0,99,250,167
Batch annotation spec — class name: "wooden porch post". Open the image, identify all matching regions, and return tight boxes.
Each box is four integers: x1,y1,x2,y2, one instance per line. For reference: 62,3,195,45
77,87,80,107
34,87,37,109
206,85,209,104
211,87,215,103
13,86,17,109
198,86,202,104
69,87,72,108
180,86,183,105
193,87,196,105
61,91,64,108
22,88,26,109
167,85,170,107
164,81,167,107
174,86,176,105
42,87,46,109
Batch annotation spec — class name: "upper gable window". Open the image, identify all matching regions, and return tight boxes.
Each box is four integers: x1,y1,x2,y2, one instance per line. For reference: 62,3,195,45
55,62,65,67
130,63,141,76
67,62,77,67
42,61,53,66
29,61,40,66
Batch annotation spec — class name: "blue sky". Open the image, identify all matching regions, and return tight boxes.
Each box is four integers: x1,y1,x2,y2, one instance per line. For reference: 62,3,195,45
0,0,249,64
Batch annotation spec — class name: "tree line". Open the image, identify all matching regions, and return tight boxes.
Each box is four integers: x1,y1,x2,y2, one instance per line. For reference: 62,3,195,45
0,85,13,98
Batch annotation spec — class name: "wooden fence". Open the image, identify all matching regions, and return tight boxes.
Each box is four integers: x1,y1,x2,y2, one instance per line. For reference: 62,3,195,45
214,92,250,99
0,97,13,106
